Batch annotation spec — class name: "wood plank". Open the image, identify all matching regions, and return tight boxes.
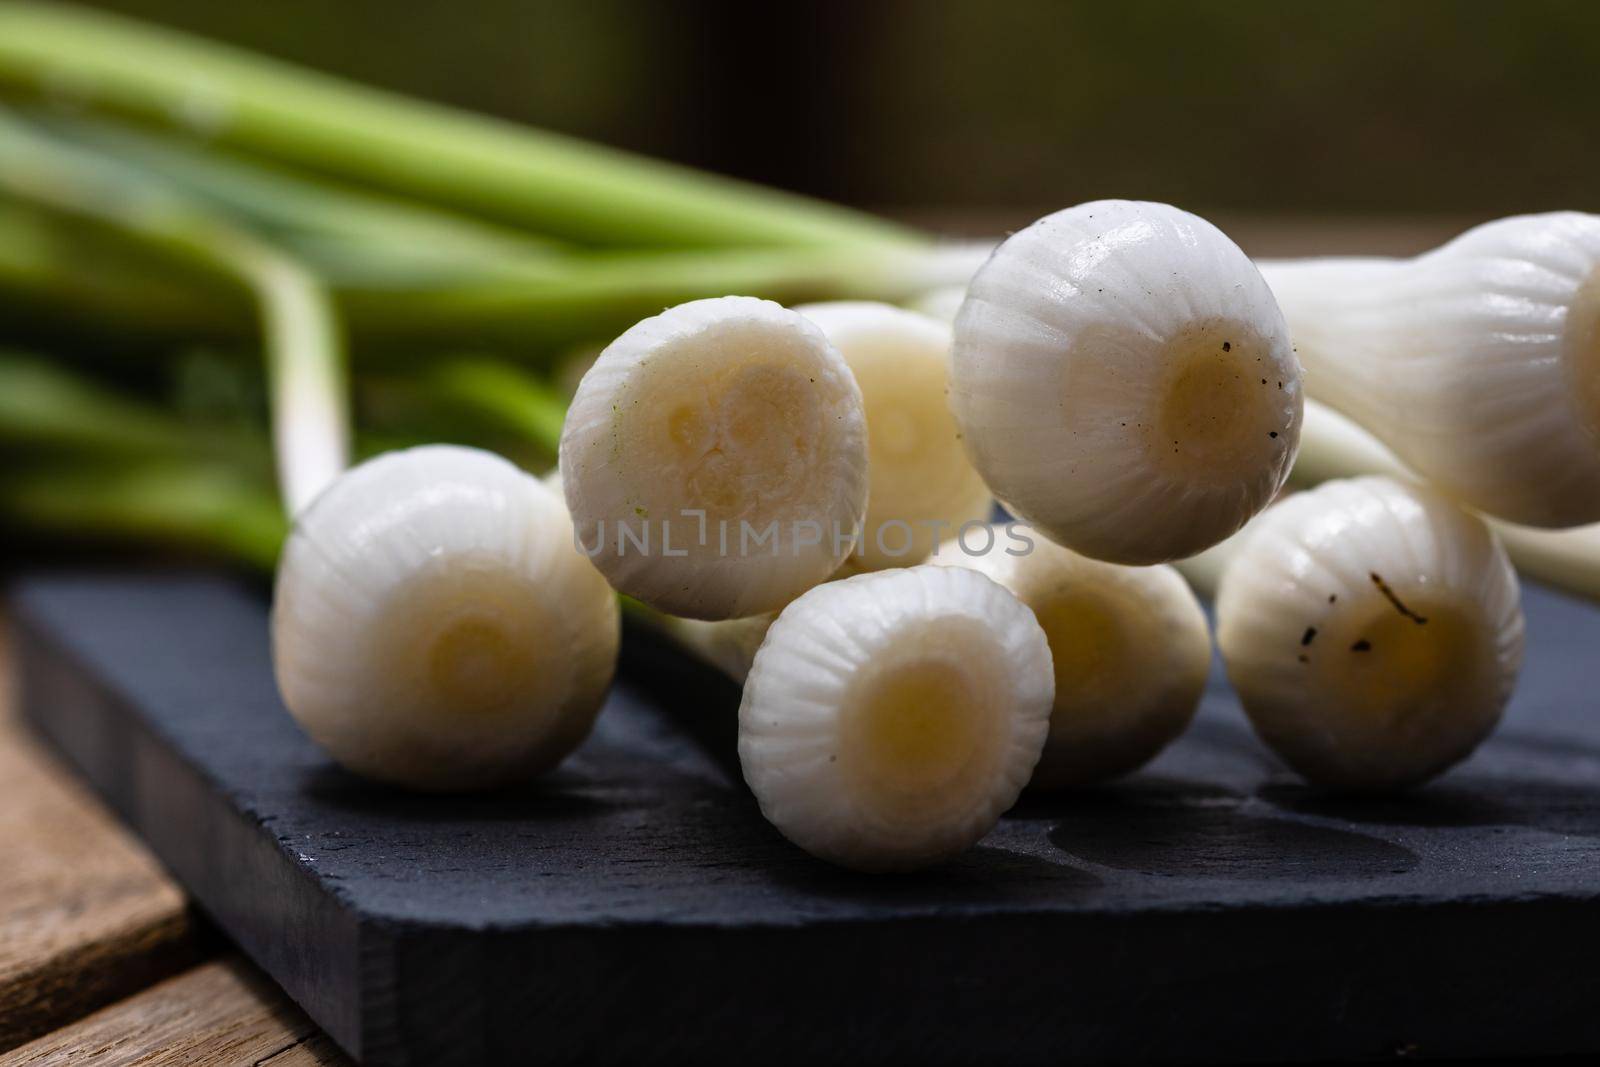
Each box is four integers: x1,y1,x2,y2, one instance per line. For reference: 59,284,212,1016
0,958,349,1066
0,613,204,1051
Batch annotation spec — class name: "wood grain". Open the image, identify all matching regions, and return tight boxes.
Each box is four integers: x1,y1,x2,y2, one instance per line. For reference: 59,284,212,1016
0,958,349,1066
0,614,204,1051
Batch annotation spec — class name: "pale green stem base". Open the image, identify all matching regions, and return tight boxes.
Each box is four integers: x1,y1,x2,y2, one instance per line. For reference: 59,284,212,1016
1174,399,1600,603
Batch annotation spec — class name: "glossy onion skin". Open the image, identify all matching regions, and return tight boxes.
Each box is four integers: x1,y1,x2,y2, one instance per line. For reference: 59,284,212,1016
1259,212,1600,528
738,565,1054,872
561,296,869,620
950,199,1302,564
938,524,1211,787
1216,476,1525,792
795,301,994,571
273,445,619,791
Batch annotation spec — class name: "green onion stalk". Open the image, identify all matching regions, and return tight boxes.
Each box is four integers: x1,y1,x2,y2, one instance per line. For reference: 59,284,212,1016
1,203,977,356
0,351,551,573
0,108,983,358
424,359,567,456
353,356,569,471
0,348,569,571
0,350,495,570
30,111,568,285
2,458,287,572
0,2,918,251
0,199,247,345
0,350,283,567
0,113,347,513
0,5,991,370
0,349,204,457
0,4,995,573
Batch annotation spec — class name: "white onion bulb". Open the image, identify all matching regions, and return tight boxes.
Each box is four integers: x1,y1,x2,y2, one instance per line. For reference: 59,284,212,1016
560,296,868,619
738,565,1053,871
950,199,1302,564
795,301,992,570
936,524,1210,787
273,445,619,791
1258,212,1600,527
1216,476,1524,792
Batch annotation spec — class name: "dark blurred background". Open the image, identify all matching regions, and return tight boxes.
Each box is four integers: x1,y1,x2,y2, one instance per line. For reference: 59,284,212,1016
78,0,1600,245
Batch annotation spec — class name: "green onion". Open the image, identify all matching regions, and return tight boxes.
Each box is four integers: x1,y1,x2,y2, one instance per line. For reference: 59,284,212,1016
1,457,285,570
1295,400,1600,602
0,117,968,361
0,2,920,251
271,444,619,791
0,196,960,358
0,344,282,567
0,349,195,455
1175,400,1600,605
1215,476,1523,793
0,112,347,511
425,358,567,457
337,244,965,351
0,199,241,344
31,110,566,283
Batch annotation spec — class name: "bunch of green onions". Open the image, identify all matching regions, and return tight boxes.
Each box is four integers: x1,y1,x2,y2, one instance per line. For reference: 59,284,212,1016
8,3,1595,598
7,5,1600,864
0,2,973,559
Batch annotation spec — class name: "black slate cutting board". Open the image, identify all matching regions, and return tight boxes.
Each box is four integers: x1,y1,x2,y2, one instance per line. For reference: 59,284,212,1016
10,572,1600,1066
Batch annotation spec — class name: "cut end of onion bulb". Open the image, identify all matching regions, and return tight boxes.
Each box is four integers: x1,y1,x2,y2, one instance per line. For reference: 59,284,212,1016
1216,476,1524,792
561,296,868,619
738,565,1053,872
936,524,1211,787
272,445,619,792
1259,211,1600,528
950,199,1302,564
794,301,992,570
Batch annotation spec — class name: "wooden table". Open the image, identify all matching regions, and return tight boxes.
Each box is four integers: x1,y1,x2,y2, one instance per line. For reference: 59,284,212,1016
0,614,348,1064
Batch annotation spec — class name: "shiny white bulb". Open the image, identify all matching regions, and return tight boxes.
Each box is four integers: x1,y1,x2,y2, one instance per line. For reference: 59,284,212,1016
272,445,619,791
560,296,868,619
738,565,1053,872
1258,212,1600,527
936,524,1211,787
950,199,1302,564
795,301,993,571
1216,476,1524,792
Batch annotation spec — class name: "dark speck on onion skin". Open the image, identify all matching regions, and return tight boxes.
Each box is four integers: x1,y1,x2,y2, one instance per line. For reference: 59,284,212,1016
1370,572,1428,624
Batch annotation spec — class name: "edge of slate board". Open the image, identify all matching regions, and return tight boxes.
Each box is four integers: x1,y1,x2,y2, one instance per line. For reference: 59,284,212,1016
11,571,1600,1066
